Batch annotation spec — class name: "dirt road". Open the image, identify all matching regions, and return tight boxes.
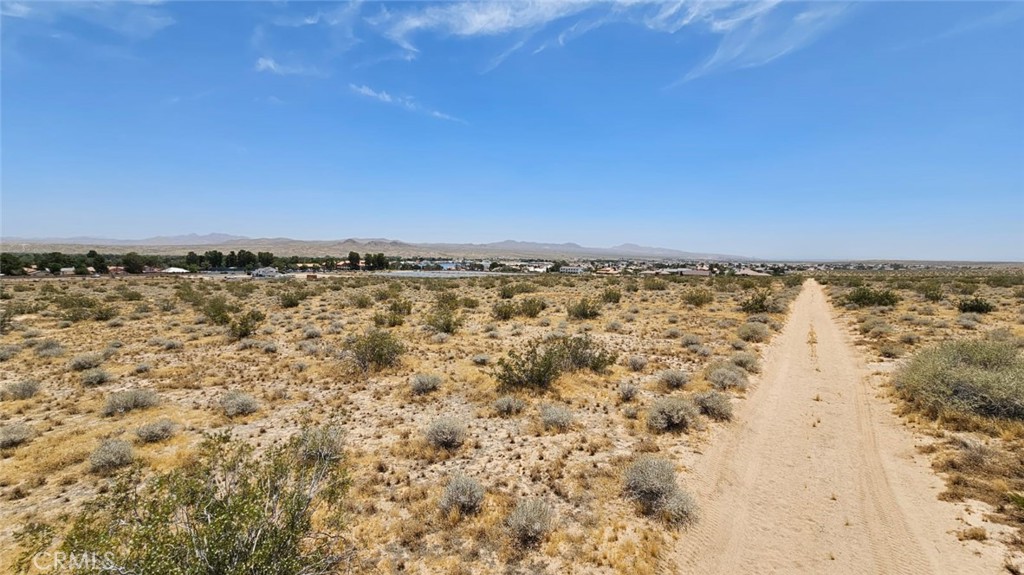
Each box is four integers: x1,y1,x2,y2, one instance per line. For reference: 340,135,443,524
673,280,1006,574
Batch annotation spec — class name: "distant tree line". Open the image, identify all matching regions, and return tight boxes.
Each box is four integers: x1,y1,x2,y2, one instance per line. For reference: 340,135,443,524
0,250,400,276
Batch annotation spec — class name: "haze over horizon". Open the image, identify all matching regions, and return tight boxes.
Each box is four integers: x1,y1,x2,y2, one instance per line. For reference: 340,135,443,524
2,1,1022,261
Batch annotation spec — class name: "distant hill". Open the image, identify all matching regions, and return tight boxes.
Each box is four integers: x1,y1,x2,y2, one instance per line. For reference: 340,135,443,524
0,234,751,261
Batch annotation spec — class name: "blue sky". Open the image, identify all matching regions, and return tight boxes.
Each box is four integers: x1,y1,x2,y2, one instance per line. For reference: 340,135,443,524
2,1,1022,260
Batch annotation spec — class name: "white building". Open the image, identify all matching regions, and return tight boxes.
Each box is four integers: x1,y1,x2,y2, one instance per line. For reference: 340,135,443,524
559,266,588,274
251,267,279,278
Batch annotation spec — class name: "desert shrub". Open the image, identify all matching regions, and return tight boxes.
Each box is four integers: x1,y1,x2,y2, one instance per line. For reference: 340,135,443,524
103,389,159,417
623,456,698,526
2,379,40,401
0,423,33,448
893,339,1024,421
81,368,112,387
730,339,748,350
518,297,547,318
739,289,775,313
506,499,553,547
879,343,903,358
658,369,690,389
136,419,177,443
472,354,490,366
493,339,564,390
539,404,573,431
351,294,372,308
69,353,104,371
492,301,517,321
618,382,639,402
494,395,526,416
680,334,702,348
957,313,982,330
737,322,770,342
682,288,714,307
347,328,405,371
730,351,760,373
601,288,622,304
707,364,749,391
628,356,648,372
93,305,118,321
411,373,442,395
389,299,413,315
220,390,259,417
201,295,236,325
746,313,771,324
426,417,465,450
643,277,668,291
694,391,733,421
89,439,134,473
647,397,699,433
958,297,994,314
0,343,20,362
917,282,944,302
439,475,484,516
36,430,349,575
558,334,617,372
567,298,601,320
229,309,266,340
297,424,345,464
426,306,463,334
279,290,308,308
498,282,538,299
845,286,900,307
34,339,64,358
372,311,404,327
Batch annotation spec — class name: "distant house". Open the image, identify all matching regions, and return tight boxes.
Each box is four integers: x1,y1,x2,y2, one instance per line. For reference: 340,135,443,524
735,269,769,277
161,267,189,274
251,267,279,278
59,267,76,276
559,266,588,275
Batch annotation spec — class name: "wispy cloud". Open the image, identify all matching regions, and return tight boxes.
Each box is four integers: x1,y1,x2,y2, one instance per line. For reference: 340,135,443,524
681,2,852,82
254,57,324,77
2,1,176,40
349,84,464,123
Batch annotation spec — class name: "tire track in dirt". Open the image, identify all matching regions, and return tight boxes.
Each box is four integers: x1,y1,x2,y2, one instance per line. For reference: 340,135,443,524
671,280,1006,574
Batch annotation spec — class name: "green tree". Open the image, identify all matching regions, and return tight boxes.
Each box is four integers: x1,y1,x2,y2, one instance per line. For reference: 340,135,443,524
225,251,238,268
204,250,224,269
0,253,25,275
257,251,274,267
122,252,145,274
185,251,201,267
348,251,360,270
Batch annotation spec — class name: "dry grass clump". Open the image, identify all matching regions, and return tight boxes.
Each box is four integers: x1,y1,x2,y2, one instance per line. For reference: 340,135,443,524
623,456,699,526
69,352,104,371
694,390,733,421
618,382,639,402
730,351,760,373
136,419,177,443
411,373,442,395
1,379,40,401
737,322,770,342
34,339,64,358
220,390,259,417
439,474,485,516
627,355,649,372
506,498,554,547
647,397,699,433
81,368,113,387
426,417,465,450
90,439,134,473
493,395,526,416
706,363,749,391
893,339,1024,421
658,369,689,389
103,388,159,417
539,404,573,431
0,423,34,449
297,424,344,464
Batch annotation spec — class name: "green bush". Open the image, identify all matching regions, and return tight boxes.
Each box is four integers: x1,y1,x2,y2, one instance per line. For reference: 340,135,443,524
518,297,547,318
958,297,994,314
682,288,714,307
601,288,622,304
26,430,350,575
893,339,1024,421
558,334,617,373
844,286,900,307
694,391,733,421
737,322,770,342
279,290,308,308
739,289,775,313
346,328,405,371
566,298,601,320
229,310,265,340
491,301,517,321
493,339,564,390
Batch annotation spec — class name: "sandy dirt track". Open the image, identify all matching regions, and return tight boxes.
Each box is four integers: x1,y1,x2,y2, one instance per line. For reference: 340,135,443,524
673,280,1007,574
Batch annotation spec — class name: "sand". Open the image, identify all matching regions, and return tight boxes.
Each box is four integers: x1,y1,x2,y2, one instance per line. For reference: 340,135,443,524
673,280,1009,574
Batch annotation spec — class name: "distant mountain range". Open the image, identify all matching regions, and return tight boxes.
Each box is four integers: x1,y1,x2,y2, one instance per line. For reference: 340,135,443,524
1,234,751,261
